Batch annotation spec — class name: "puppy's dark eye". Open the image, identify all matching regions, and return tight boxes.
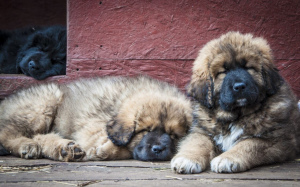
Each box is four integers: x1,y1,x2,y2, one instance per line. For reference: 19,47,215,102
170,134,178,139
51,58,64,64
224,63,230,71
41,46,49,52
50,59,56,64
241,59,247,66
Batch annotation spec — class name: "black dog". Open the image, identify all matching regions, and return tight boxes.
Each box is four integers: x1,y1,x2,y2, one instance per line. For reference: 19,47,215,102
0,26,66,80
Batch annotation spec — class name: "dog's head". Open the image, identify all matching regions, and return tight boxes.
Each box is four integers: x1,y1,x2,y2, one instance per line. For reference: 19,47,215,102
188,32,283,120
17,26,66,80
106,93,192,161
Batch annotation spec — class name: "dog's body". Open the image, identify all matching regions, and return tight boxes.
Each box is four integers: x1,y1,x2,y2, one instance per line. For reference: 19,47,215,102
171,32,300,173
0,76,192,161
0,25,66,80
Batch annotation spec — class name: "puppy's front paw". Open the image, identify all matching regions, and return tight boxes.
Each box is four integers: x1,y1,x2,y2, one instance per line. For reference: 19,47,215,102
60,142,85,162
171,157,203,174
210,156,244,173
19,142,42,159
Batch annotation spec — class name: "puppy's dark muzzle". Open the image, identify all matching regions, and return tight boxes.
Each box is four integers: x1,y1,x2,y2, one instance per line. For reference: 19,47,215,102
133,131,175,161
220,68,259,110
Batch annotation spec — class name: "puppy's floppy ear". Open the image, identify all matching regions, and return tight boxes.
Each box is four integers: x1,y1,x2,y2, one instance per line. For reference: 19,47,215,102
187,75,214,109
106,119,135,146
252,36,284,96
262,64,283,96
187,47,214,109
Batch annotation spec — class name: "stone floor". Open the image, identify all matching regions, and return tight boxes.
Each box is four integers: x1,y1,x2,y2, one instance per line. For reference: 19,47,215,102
0,156,299,186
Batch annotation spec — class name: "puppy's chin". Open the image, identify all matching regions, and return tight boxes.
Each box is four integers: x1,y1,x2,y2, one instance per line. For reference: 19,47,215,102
236,98,248,106
219,98,255,111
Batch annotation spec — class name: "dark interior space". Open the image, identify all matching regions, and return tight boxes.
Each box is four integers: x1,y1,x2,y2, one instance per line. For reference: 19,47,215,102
0,0,66,30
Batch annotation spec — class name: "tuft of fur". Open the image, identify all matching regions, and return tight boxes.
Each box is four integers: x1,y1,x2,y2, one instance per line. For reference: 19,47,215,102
171,32,300,174
0,76,192,161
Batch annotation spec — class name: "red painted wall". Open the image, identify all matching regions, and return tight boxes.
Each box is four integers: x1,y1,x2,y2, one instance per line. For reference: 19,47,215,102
0,0,299,99
67,0,299,98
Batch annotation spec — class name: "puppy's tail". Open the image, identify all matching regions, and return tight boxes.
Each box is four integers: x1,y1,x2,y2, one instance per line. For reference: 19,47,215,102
0,143,10,155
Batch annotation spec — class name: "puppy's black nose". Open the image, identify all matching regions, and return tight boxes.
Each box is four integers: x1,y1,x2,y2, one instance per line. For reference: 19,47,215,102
29,61,37,70
233,82,246,92
152,145,163,154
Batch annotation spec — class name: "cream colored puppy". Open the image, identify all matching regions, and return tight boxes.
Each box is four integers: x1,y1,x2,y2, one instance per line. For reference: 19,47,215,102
0,76,192,161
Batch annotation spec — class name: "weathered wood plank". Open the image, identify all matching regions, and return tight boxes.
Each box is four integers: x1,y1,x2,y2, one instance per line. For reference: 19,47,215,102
0,180,299,187
0,156,299,184
0,75,69,98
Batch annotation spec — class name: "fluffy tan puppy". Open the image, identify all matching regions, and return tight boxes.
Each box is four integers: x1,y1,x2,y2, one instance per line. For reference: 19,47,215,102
0,76,192,161
171,32,300,173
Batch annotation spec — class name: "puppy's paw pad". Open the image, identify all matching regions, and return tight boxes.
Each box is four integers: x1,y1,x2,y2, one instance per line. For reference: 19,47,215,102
20,143,41,159
171,157,202,174
60,142,85,161
210,156,240,173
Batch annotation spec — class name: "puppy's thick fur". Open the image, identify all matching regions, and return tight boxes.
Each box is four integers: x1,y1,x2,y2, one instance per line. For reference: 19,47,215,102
0,76,192,161
171,32,300,173
0,25,66,80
